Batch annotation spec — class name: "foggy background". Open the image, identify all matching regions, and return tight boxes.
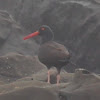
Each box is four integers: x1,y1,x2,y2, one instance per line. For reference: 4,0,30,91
0,0,100,73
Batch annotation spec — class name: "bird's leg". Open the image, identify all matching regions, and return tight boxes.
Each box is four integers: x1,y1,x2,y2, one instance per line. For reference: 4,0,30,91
57,74,60,85
56,68,61,85
47,70,50,83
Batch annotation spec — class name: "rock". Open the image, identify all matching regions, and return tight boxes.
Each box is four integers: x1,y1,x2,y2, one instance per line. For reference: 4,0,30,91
0,80,59,100
0,53,46,84
0,87,59,100
0,80,50,94
17,68,73,84
59,69,100,100
0,68,99,100
0,10,39,56
0,77,69,95
31,68,73,84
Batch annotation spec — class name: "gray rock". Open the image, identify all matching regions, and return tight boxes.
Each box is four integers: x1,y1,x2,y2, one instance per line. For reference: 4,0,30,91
0,53,46,83
0,10,39,56
0,81,59,100
59,69,100,100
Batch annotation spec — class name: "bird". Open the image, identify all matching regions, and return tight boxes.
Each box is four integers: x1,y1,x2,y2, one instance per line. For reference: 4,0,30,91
24,25,70,85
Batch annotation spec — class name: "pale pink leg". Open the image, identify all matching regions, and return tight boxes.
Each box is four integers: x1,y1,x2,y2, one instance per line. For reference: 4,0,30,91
57,74,60,85
47,70,50,83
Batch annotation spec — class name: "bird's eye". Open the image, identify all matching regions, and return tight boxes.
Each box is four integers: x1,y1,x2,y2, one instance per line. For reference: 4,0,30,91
41,27,45,31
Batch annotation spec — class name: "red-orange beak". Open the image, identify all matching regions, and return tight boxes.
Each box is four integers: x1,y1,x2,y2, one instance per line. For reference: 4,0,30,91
23,31,39,40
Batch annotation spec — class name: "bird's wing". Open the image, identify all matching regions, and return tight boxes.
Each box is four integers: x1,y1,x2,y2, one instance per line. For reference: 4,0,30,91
42,42,70,60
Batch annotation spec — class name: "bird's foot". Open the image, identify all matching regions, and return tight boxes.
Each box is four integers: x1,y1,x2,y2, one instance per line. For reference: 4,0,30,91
47,81,50,84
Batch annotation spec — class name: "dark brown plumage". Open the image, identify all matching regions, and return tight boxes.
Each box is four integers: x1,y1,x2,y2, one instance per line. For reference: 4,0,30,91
24,25,70,84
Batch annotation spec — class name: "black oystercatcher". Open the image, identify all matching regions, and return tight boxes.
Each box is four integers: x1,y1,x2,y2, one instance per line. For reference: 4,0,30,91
24,25,70,84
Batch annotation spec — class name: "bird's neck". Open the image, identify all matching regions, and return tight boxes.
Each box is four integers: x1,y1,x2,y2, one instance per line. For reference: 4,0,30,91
41,32,54,44
41,36,52,44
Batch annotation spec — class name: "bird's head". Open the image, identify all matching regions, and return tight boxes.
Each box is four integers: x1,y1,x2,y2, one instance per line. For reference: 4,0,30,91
24,25,54,43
